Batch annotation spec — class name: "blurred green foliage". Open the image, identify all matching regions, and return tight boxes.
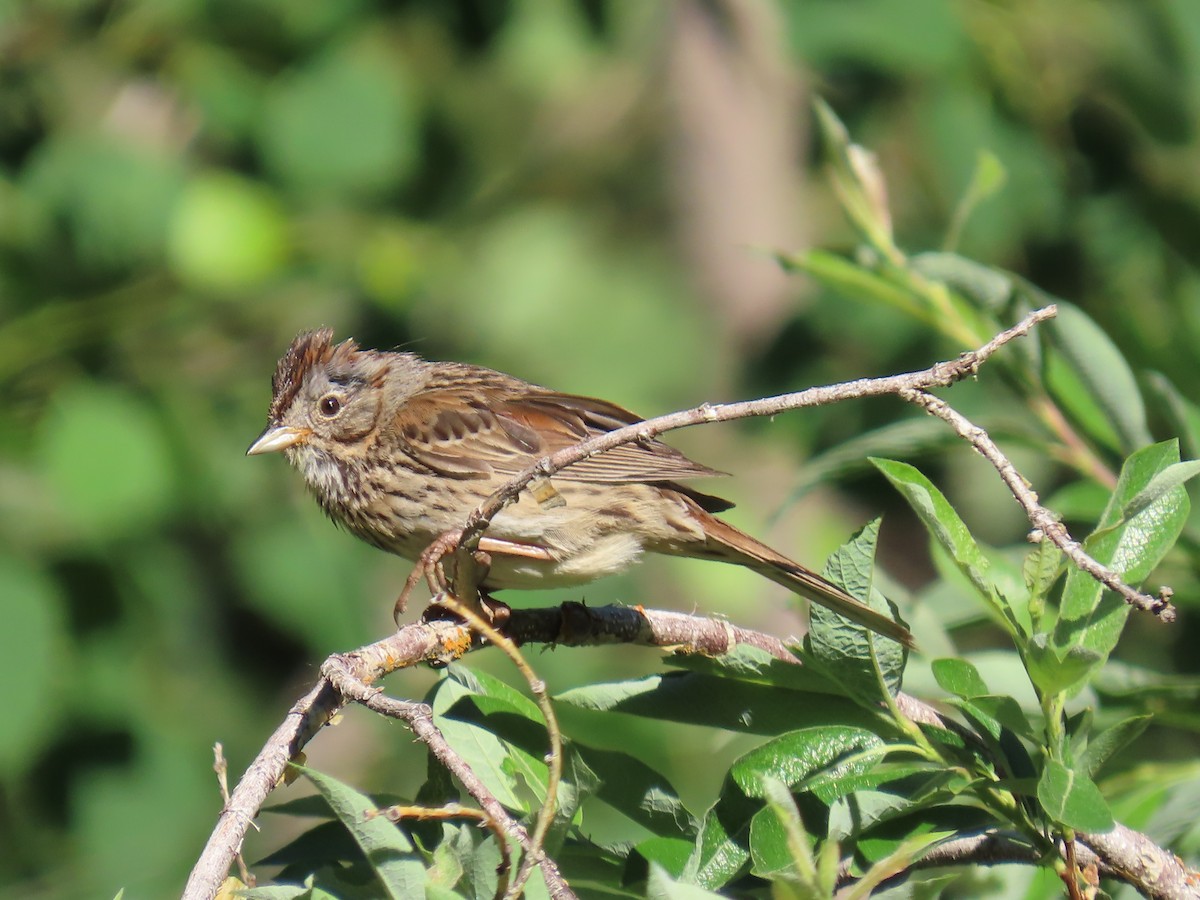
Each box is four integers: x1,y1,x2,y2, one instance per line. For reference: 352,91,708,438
4,1,1200,897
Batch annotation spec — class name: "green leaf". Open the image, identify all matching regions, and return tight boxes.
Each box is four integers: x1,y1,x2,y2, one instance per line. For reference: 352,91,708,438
446,665,545,723
429,674,530,811
731,727,885,802
1036,759,1115,833
827,790,916,844
556,672,889,737
948,698,1038,786
809,519,906,700
750,778,823,889
1024,635,1104,697
1121,460,1200,520
930,658,989,699
665,643,842,696
1082,715,1152,778
777,248,928,322
1046,302,1152,453
684,779,758,889
939,149,1009,253
295,765,426,899
1144,371,1200,460
239,880,338,900
872,458,1010,628
910,252,1013,312
956,694,1036,742
812,98,898,259
1054,440,1189,671
635,837,695,879
1023,539,1064,613
575,745,693,839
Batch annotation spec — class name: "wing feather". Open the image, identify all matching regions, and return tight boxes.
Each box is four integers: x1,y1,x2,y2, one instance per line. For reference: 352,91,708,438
394,389,727,486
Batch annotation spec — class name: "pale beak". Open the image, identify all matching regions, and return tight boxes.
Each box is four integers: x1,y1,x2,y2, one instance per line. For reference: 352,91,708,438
246,425,310,456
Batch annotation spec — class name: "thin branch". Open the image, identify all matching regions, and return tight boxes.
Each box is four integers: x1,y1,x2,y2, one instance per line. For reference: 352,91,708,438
454,305,1058,557
372,803,512,900
212,743,254,887
900,387,1177,621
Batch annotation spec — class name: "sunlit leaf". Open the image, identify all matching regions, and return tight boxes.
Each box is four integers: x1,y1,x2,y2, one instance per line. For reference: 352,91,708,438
296,765,426,899
1037,759,1114,833
808,519,906,701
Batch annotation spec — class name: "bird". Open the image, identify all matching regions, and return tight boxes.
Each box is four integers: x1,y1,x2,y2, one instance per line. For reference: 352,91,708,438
246,328,913,648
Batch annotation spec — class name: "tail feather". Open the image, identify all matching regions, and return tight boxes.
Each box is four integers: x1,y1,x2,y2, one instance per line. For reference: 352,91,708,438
683,508,915,650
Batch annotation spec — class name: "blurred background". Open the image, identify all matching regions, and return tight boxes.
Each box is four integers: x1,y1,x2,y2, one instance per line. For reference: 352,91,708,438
4,1,1200,896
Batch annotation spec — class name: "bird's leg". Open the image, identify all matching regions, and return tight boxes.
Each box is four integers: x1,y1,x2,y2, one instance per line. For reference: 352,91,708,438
396,531,507,630
394,530,463,627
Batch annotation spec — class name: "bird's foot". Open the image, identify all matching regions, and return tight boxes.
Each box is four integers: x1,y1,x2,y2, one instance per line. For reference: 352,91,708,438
396,530,497,629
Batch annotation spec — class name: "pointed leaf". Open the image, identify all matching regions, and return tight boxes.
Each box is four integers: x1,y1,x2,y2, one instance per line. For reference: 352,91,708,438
575,744,693,838
1144,371,1200,460
1082,715,1152,778
931,658,989,699
295,765,425,899
1036,759,1114,833
1055,441,1188,671
1047,302,1151,452
910,252,1013,312
685,778,758,889
731,726,884,801
872,458,1010,628
556,672,888,737
750,777,820,887
1025,635,1104,697
1121,460,1200,520
809,519,906,701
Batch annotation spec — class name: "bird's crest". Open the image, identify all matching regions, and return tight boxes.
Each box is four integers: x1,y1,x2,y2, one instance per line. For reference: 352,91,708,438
269,328,361,420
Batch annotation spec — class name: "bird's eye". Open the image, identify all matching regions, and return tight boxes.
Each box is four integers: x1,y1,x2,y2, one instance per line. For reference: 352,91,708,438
318,395,342,417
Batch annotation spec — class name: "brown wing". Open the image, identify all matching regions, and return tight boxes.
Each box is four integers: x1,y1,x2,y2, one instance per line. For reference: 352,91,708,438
394,387,731,504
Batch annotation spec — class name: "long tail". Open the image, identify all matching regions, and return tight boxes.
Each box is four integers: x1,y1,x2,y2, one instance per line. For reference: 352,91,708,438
681,506,915,649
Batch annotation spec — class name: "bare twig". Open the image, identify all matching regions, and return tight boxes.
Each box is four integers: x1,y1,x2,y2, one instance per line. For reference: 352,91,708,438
454,305,1058,557
212,743,254,887
900,387,1177,621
